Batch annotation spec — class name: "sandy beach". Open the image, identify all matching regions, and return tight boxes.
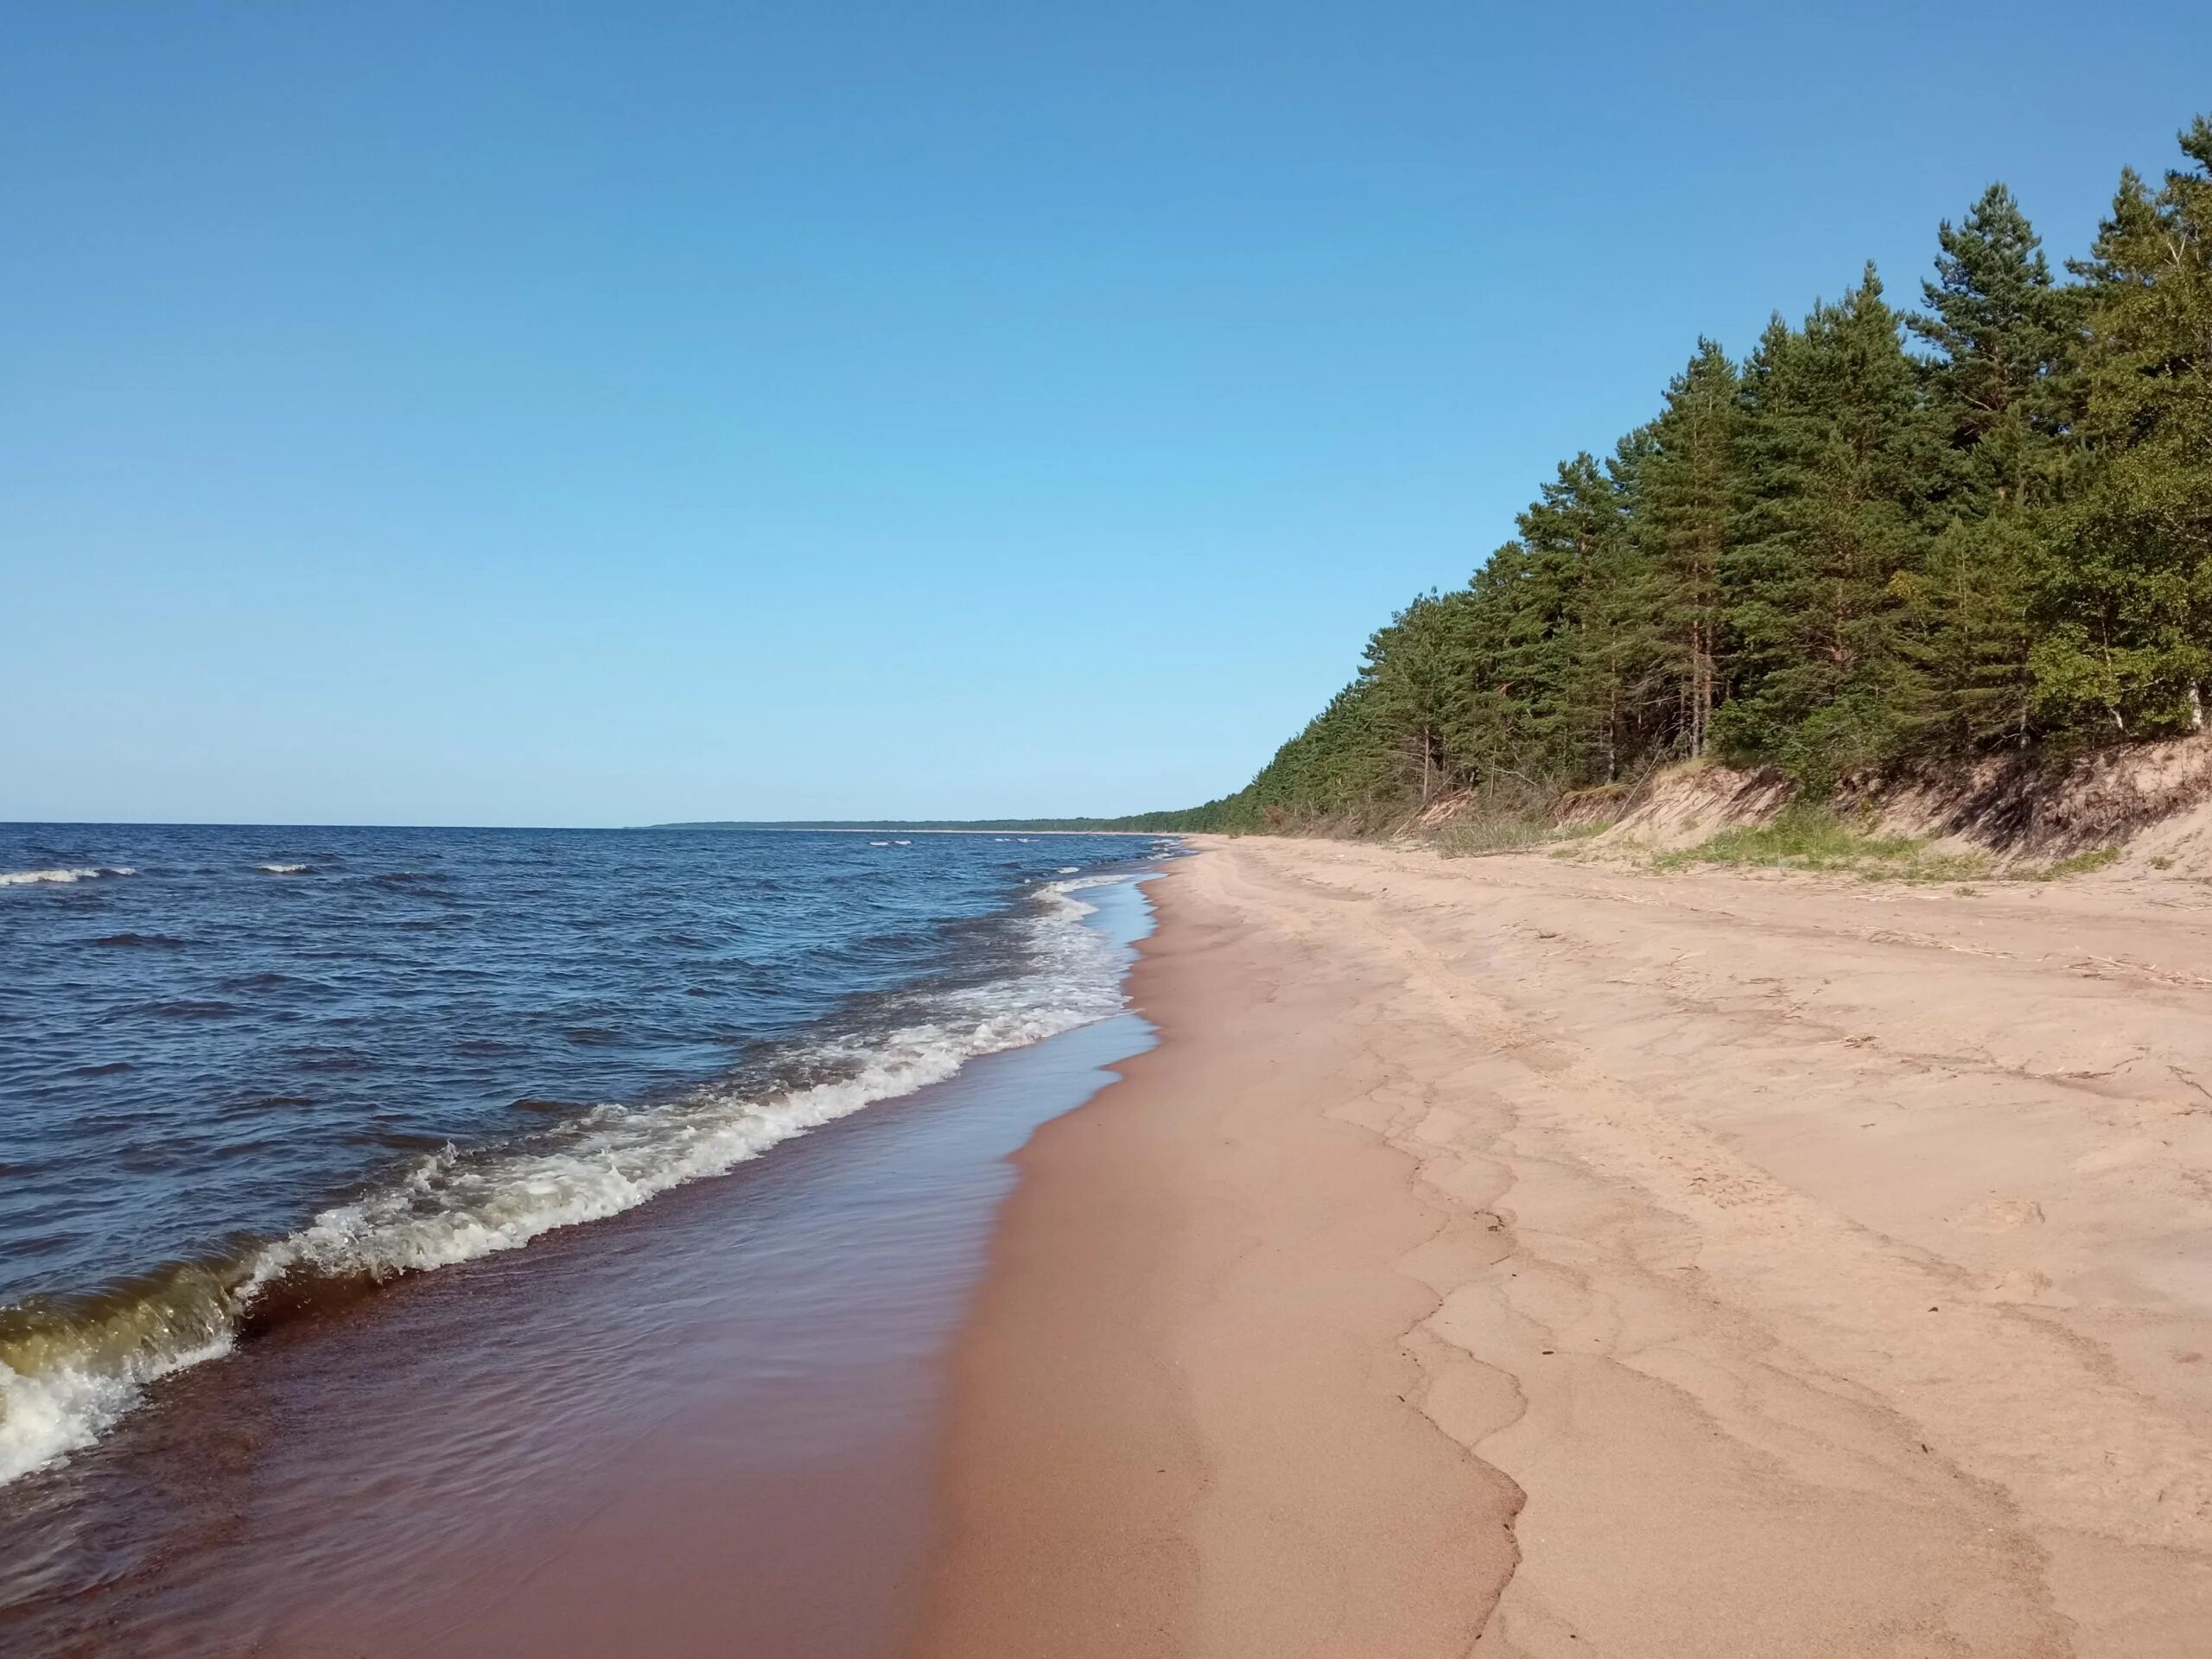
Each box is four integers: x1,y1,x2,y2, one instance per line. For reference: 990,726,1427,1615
916,837,2212,1656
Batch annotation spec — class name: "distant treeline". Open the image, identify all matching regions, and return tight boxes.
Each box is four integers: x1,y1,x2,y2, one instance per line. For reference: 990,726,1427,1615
1167,116,2212,835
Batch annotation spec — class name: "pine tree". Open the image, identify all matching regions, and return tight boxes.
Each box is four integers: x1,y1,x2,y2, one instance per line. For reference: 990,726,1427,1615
1900,183,2068,748
1195,110,2212,834
1903,512,2039,749
1635,340,1741,759
1480,454,1630,781
1910,183,2070,497
1439,552,1536,792
1358,590,1481,809
2037,118,2212,736
1718,269,1946,787
1239,678,1395,827
1580,427,1667,782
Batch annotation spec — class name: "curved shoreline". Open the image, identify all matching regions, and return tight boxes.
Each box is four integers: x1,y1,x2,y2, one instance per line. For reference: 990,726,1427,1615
913,837,2212,1656
0,879,1164,1655
911,848,1516,1656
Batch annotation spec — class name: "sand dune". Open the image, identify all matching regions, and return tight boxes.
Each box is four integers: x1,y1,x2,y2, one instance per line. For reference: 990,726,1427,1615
916,837,2212,1656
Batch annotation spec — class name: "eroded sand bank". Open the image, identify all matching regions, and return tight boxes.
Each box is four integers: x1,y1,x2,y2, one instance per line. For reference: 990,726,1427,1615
915,837,2212,1657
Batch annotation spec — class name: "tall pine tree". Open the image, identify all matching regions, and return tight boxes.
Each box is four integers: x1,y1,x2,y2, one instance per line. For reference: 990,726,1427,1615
1902,183,2068,748
1184,110,2212,836
2037,118,2212,735
1911,182,2069,494
1635,340,1741,759
1718,269,1947,787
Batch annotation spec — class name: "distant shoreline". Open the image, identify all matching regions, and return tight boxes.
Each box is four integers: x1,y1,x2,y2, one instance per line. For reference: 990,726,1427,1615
644,823,1177,836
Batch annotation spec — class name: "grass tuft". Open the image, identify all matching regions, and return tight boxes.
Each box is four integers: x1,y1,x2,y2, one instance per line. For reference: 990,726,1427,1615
2025,846,2121,880
1654,804,1992,882
1435,818,1610,859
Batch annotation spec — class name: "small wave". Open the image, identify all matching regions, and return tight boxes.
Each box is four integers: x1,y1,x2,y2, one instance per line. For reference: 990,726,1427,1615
287,1047,373,1072
0,871,1138,1486
219,971,292,992
86,933,188,950
1,868,134,887
869,841,889,847
146,1001,238,1020
1058,866,1079,874
256,864,314,876
0,1260,247,1484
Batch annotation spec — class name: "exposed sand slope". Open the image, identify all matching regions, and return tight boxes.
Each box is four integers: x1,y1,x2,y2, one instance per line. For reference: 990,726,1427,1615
916,840,2212,1657
1565,732,2212,873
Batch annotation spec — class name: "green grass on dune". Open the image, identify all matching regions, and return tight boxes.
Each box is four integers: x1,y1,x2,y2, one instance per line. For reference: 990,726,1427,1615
1643,804,2120,882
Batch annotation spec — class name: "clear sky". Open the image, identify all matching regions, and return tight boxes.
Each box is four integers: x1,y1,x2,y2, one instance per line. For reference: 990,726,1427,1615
4,3,2208,825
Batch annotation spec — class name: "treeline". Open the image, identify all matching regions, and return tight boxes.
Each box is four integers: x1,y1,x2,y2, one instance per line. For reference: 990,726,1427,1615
1174,116,2212,835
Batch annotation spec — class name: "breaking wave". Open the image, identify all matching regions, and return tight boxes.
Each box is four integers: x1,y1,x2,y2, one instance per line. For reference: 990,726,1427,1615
1,868,135,887
0,874,1133,1485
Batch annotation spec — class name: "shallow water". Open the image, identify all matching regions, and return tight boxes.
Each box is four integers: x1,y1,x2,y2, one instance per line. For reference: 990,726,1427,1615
0,823,1165,1494
0,982,1154,1656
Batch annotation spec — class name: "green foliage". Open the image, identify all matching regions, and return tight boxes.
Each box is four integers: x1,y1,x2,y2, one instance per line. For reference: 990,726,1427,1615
1713,270,1948,787
1636,341,1741,759
1897,183,2069,752
1433,815,1562,856
1651,804,1992,881
2028,846,2122,879
1910,182,2071,494
2037,124,2212,738
1176,115,2212,836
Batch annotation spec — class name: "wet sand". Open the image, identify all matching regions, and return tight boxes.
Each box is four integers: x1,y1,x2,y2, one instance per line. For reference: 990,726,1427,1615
916,838,2212,1656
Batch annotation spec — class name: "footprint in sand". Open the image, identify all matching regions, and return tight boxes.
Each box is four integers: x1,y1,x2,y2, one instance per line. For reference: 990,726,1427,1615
1955,1196,2044,1232
1979,1267,2060,1304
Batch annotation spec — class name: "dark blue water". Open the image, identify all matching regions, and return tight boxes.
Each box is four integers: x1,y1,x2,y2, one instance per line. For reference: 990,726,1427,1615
0,823,1167,1484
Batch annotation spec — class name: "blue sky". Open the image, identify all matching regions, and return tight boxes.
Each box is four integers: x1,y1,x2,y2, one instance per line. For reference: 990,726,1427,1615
4,3,2207,825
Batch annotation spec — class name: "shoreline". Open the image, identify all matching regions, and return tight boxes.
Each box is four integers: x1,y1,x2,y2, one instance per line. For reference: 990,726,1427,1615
0,878,1165,1656
910,848,1516,1656
912,837,2212,1656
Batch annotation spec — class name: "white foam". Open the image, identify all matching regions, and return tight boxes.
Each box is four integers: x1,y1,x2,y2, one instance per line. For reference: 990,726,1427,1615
0,1334,232,1485
0,867,132,887
262,875,1128,1283
0,872,1138,1484
256,864,312,875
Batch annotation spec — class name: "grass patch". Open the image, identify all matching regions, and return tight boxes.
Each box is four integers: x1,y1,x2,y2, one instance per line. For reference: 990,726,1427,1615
1436,817,1607,858
1654,804,1993,882
1435,817,1557,856
2025,846,2122,880
1656,809,2132,884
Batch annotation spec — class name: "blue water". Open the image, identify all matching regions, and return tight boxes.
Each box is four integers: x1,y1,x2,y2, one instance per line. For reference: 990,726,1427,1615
0,823,1167,1481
